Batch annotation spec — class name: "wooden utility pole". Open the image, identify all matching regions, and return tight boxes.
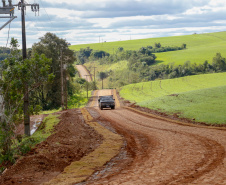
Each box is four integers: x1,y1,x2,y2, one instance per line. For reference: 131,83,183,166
61,49,64,110
21,0,30,136
85,75,90,99
93,66,97,82
92,66,97,90
20,0,39,135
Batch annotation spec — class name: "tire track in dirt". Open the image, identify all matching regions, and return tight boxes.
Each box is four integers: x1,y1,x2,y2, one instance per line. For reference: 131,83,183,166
100,109,225,184
81,89,226,184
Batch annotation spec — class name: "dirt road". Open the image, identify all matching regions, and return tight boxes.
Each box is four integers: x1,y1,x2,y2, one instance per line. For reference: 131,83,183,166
85,89,226,184
76,65,92,82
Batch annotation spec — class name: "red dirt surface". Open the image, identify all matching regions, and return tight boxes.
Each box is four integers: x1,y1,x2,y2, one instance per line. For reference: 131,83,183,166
82,89,226,184
1,88,226,184
0,109,103,185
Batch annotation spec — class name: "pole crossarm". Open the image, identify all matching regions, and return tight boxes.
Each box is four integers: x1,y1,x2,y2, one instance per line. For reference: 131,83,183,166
0,0,39,31
0,15,16,30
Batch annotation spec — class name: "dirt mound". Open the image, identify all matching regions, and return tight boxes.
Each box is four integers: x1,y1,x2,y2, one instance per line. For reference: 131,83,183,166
0,109,103,185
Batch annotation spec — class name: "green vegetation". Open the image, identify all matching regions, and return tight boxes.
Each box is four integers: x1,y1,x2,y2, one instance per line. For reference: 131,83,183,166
0,38,54,167
67,90,91,109
70,31,226,65
15,114,60,154
0,47,10,61
0,114,60,172
140,86,226,124
120,72,226,124
73,32,226,90
32,32,76,110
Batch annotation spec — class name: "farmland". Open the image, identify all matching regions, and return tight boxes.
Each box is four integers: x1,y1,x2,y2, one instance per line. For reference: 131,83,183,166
70,31,226,65
120,72,226,124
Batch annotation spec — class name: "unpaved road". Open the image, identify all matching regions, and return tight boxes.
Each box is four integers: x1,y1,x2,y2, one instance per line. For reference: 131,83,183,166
85,89,226,184
76,65,92,82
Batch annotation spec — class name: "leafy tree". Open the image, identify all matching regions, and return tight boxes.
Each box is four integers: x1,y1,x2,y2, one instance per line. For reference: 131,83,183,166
139,47,147,55
99,72,108,89
92,50,110,59
140,56,156,65
75,47,93,64
32,33,76,109
118,47,124,52
212,53,226,71
181,43,187,49
0,38,53,165
0,47,11,61
155,42,161,48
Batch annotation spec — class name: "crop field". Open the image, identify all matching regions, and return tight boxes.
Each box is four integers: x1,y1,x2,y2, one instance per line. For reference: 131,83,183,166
86,60,128,73
120,72,226,124
70,32,226,65
70,31,226,65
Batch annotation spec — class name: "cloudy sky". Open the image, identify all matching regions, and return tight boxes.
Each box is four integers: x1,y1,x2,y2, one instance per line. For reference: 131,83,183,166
0,0,226,48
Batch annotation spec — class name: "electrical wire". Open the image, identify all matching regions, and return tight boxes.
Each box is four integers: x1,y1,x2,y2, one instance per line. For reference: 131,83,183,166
6,23,11,48
38,0,56,31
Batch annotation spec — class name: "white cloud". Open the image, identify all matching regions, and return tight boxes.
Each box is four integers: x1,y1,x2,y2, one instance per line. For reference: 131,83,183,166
0,0,226,48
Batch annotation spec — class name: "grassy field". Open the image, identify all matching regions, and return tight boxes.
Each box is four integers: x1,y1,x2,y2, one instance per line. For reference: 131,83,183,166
70,31,226,65
85,60,128,89
120,72,226,124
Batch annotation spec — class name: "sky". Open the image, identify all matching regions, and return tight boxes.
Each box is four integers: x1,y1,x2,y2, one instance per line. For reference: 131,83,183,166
0,0,226,48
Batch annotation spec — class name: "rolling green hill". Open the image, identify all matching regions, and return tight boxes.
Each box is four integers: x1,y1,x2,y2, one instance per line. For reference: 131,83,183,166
70,31,226,65
120,72,226,124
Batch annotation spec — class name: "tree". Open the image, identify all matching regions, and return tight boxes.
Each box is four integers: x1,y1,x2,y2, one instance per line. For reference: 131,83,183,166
99,72,108,89
155,43,161,48
76,47,93,64
0,38,53,164
140,56,156,65
32,33,76,109
212,53,226,71
92,50,110,59
181,43,187,49
118,47,124,52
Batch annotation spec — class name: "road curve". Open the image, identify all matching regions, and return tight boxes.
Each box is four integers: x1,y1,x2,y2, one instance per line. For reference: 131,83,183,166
76,65,92,82
84,89,226,185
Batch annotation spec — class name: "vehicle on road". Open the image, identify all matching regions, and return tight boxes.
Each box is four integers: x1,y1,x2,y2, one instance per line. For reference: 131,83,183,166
98,95,115,110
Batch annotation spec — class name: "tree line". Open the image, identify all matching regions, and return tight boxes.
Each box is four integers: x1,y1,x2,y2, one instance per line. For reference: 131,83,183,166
75,43,186,65
75,43,226,88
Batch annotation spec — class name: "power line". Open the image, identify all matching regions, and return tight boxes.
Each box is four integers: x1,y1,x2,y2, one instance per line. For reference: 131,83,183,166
6,22,10,47
38,0,55,31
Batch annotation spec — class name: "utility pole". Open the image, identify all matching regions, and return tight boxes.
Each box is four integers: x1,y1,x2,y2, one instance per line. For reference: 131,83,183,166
61,49,64,110
85,75,90,99
93,66,97,82
92,66,97,90
0,0,39,136
20,0,39,136
20,0,30,136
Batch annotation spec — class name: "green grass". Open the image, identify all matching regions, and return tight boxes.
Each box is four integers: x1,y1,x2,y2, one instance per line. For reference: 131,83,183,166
14,114,60,156
86,60,128,72
70,31,226,65
85,60,128,89
68,90,92,109
120,72,226,124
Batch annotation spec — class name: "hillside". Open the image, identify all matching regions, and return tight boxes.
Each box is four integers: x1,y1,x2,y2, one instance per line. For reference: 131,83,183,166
120,72,226,124
70,31,226,65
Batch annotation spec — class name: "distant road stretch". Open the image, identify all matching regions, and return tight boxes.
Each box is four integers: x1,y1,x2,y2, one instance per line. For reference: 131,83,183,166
76,65,92,82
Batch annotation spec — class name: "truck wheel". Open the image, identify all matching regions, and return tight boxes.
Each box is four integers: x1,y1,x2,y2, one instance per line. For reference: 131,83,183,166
101,106,103,110
112,106,115,109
